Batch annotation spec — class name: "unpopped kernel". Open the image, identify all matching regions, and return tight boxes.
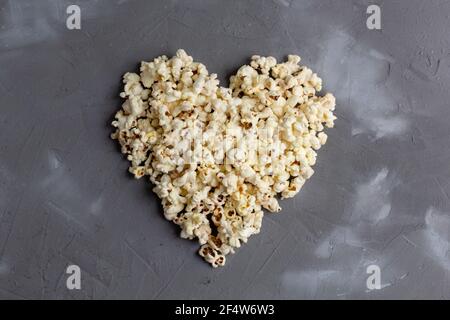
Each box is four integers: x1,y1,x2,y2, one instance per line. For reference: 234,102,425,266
111,49,336,267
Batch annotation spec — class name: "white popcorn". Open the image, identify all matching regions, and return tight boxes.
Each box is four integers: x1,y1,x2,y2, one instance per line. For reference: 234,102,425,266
111,50,336,267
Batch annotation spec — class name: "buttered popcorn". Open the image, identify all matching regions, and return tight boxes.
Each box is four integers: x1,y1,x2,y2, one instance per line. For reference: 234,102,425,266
111,49,336,267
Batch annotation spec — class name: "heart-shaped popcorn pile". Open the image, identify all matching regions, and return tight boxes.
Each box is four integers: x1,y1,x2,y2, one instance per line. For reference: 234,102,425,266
111,49,336,267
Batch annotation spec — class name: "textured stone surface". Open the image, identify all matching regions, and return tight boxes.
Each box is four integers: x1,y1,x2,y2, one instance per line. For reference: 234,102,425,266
1,0,450,299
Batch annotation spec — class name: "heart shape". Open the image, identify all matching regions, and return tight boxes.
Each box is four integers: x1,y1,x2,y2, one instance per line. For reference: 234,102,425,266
111,49,336,267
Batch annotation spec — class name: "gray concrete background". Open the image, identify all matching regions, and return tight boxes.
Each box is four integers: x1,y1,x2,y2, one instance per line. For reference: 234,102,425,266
1,0,450,299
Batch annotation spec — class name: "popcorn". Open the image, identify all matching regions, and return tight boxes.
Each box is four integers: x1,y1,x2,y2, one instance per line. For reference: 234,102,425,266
111,49,336,267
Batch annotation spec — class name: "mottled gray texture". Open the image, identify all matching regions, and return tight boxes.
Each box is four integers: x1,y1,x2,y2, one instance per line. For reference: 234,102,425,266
1,0,450,299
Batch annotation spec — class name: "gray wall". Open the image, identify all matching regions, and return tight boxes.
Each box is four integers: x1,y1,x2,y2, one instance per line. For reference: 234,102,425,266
0,0,449,299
